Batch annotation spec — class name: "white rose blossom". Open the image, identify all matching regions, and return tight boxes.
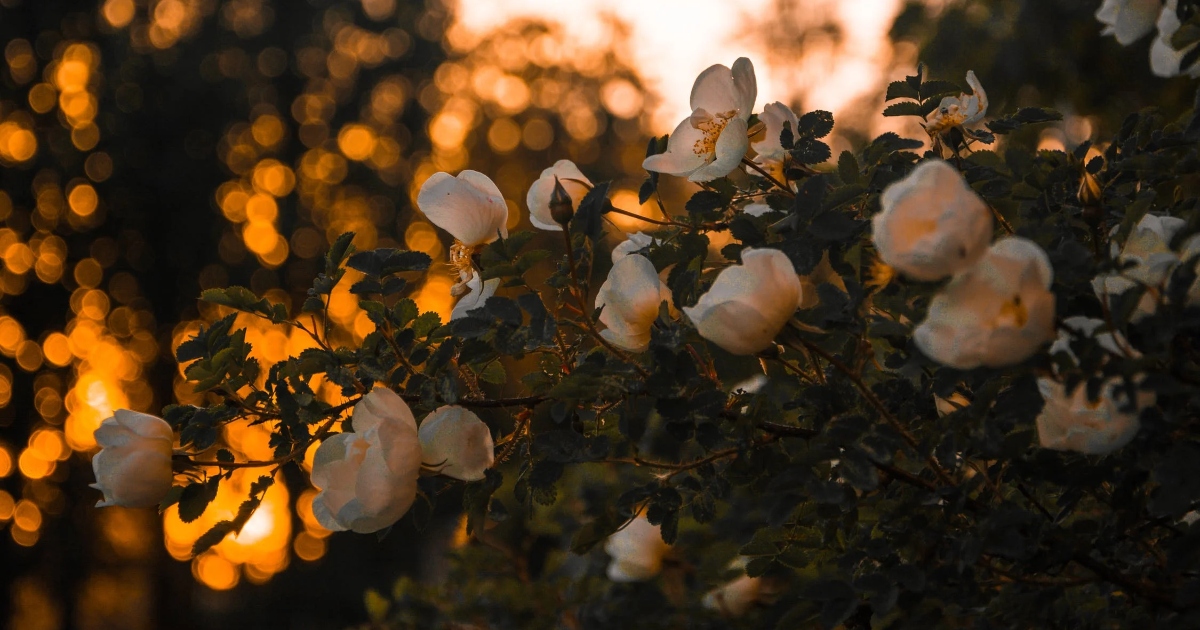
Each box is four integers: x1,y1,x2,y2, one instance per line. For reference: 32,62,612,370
643,58,757,183
1036,317,1150,455
683,248,803,356
923,71,988,134
702,572,764,617
526,159,592,232
418,406,495,482
604,515,672,582
595,254,675,352
1151,0,1200,78
90,410,175,508
752,101,799,166
872,160,993,281
310,388,423,534
1096,0,1163,45
914,237,1056,369
450,271,499,321
1092,213,1185,322
416,170,509,247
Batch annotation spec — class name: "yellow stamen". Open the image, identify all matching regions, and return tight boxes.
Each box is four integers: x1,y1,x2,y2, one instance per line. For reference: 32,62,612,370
692,110,736,157
995,294,1028,328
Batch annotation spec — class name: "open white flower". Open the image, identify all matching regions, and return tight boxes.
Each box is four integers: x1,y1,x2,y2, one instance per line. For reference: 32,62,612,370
450,271,499,321
643,58,757,183
611,231,659,262
923,71,988,134
91,410,175,508
596,254,674,352
604,515,672,582
702,572,763,617
752,101,799,165
1096,0,1163,45
416,170,509,247
1092,213,1185,321
311,388,422,534
683,248,802,355
1037,317,1149,455
743,202,775,217
1151,0,1200,77
1037,378,1150,455
914,237,1056,369
418,406,494,482
526,160,591,231
872,160,993,281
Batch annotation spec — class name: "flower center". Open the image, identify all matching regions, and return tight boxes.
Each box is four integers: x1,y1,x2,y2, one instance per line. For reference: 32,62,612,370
450,241,479,297
995,294,1028,328
691,109,737,158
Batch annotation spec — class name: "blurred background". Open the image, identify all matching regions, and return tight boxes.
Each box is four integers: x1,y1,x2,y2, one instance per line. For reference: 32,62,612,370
0,0,1192,628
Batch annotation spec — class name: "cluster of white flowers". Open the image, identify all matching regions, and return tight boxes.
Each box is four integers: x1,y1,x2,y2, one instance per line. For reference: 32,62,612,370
874,160,1057,369
414,57,810,357
1097,0,1200,77
88,389,495,535
310,389,494,533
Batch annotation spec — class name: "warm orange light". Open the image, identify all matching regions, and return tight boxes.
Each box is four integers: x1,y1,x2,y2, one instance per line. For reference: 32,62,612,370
27,83,56,113
0,490,13,519
68,184,99,217
193,553,240,591
102,0,137,28
42,333,72,368
251,114,285,148
337,124,378,161
0,122,37,163
244,193,278,223
0,447,11,478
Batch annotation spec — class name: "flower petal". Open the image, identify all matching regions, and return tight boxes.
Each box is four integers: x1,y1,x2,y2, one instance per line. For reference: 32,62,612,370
643,116,710,176
418,406,495,481
417,170,509,246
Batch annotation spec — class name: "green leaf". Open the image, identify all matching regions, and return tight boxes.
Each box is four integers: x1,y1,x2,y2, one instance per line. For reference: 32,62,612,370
883,101,925,117
885,80,918,101
479,361,506,385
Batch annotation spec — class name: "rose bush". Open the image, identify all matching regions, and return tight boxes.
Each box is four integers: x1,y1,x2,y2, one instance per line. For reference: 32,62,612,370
88,42,1200,628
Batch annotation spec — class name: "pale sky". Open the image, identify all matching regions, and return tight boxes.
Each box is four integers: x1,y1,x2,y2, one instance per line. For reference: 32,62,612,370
451,0,905,133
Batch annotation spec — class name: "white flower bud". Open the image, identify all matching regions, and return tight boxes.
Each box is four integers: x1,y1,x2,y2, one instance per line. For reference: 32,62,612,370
604,515,671,582
596,254,675,352
418,405,494,482
872,159,993,281
310,388,422,534
417,170,509,247
526,160,591,232
643,58,757,183
90,410,175,508
914,237,1056,369
683,248,803,355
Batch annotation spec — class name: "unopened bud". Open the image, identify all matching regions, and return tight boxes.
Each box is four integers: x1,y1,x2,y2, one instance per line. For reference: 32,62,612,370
549,176,574,227
1078,169,1102,208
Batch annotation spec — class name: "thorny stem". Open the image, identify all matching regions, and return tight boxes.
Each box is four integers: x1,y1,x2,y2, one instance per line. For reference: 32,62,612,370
741,157,795,196
791,330,956,486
